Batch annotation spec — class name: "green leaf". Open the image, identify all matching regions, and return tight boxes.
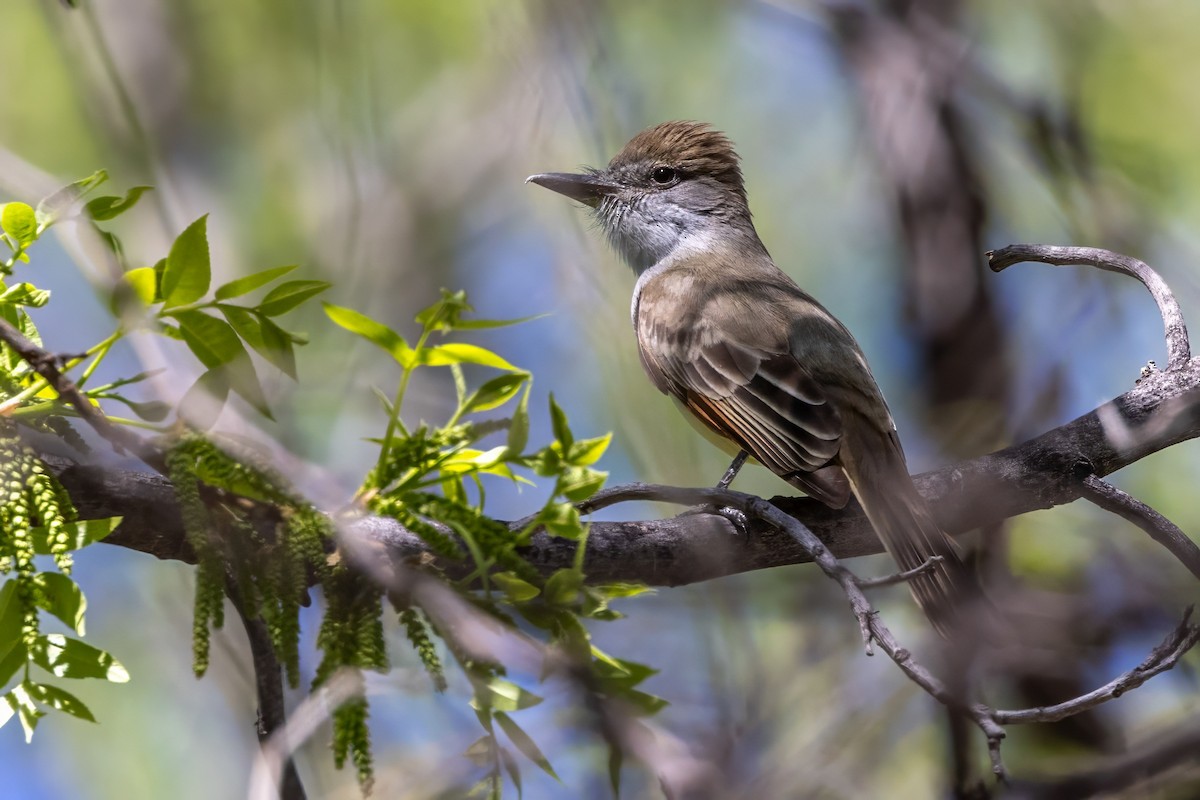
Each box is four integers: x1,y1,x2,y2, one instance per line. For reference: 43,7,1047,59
0,580,22,664
464,734,495,767
31,517,122,555
495,712,559,781
122,266,160,306
558,465,606,503
213,264,297,300
256,279,330,316
175,310,246,368
0,282,50,307
593,583,654,601
491,572,540,603
31,634,129,682
419,343,520,372
451,313,548,330
161,215,211,308
592,651,659,690
323,303,414,367
35,170,108,228
463,373,528,415
26,682,95,722
543,569,582,606
416,288,472,331
470,677,543,713
101,393,171,422
33,573,86,636
5,684,42,743
178,368,231,431
507,386,530,455
1,203,38,246
621,689,669,716
567,433,611,466
0,640,26,688
219,306,297,379
538,502,583,540
548,394,572,450
85,186,152,221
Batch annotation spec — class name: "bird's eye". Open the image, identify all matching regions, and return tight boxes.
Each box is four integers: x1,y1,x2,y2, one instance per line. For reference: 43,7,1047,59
651,166,678,185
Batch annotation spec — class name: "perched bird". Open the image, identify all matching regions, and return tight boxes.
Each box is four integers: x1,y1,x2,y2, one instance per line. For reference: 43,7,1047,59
528,121,971,634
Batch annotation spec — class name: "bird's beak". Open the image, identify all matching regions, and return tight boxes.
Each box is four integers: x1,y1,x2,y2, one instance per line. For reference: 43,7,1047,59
525,172,619,208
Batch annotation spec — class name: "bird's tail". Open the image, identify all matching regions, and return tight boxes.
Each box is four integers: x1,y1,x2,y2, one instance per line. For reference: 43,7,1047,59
839,416,976,637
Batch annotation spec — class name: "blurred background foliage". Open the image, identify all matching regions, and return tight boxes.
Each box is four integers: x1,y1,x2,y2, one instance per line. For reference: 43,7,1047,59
2,0,1199,797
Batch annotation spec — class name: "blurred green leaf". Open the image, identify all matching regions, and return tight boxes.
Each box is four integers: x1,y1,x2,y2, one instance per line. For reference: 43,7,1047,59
323,303,414,367
178,367,231,431
31,634,129,682
101,393,171,422
213,265,297,300
219,305,297,379
495,712,559,781
33,573,86,636
35,170,108,229
491,572,540,603
85,186,151,221
469,677,542,713
538,502,582,540
161,215,211,309
544,569,582,606
1,203,38,247
507,386,530,456
26,683,95,723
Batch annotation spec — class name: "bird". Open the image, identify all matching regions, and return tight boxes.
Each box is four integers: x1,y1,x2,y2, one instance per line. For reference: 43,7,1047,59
528,120,972,635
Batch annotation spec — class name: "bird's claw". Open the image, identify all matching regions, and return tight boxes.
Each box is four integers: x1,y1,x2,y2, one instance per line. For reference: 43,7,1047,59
679,504,750,536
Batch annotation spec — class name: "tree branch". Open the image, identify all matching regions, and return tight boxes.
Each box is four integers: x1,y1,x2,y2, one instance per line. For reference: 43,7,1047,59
1078,475,1200,581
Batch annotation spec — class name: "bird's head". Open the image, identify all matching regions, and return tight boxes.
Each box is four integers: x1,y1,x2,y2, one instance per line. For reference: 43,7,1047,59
528,121,757,273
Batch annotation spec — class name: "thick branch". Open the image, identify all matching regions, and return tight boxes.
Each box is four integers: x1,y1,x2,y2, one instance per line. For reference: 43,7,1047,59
61,358,1200,587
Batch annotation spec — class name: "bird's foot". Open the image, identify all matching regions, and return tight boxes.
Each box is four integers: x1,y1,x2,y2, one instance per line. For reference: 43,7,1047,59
678,504,750,536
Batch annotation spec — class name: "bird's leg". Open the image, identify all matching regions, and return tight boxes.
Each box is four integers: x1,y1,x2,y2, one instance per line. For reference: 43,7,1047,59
717,450,749,490
679,450,752,534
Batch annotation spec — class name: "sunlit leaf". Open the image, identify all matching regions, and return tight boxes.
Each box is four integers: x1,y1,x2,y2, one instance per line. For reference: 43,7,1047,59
31,517,122,555
0,282,50,307
85,186,152,221
256,279,330,316
567,433,611,466
213,264,298,300
5,684,42,743
161,215,211,308
31,634,129,682
26,683,95,722
1,203,38,246
419,343,520,372
469,677,543,713
33,573,86,636
323,303,414,367
119,266,160,307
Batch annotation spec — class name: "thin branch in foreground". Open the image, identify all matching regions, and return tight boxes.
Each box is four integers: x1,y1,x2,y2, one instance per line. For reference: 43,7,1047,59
992,607,1200,725
1078,474,1200,581
856,555,946,589
0,316,165,472
987,244,1192,370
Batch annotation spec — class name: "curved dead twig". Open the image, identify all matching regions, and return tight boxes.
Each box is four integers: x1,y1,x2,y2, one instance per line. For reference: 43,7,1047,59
1079,475,1200,581
988,244,1191,370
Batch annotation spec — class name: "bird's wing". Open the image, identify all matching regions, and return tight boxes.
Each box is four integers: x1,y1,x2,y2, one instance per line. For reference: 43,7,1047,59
635,272,850,507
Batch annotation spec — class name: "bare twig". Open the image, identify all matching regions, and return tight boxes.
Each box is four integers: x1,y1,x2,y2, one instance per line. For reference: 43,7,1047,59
1078,474,1200,581
856,555,946,589
992,607,1200,725
0,316,165,472
988,245,1192,370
